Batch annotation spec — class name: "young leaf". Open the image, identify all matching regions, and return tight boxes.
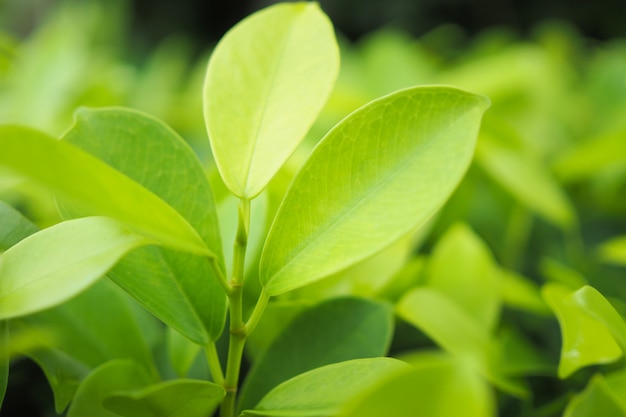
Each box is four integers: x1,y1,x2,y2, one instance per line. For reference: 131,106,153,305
260,86,489,295
67,360,153,417
103,379,226,417
0,217,151,320
242,358,408,417
0,201,38,251
238,297,394,412
542,283,623,378
204,2,339,198
0,125,211,256
60,107,227,344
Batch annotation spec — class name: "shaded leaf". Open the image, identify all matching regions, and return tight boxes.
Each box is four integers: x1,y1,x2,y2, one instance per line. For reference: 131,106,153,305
499,268,550,315
564,374,626,417
238,297,394,411
167,327,202,378
0,201,38,251
0,125,211,256
542,283,622,378
242,358,408,417
598,236,626,267
61,107,227,344
0,217,151,320
204,2,339,198
261,86,489,295
0,321,7,409
104,379,225,417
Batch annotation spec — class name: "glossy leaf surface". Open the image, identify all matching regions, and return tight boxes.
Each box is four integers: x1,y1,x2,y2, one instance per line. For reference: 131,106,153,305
204,2,339,198
0,201,38,251
238,297,394,411
0,125,211,256
104,379,225,417
242,358,407,417
261,86,489,295
0,217,150,320
61,108,227,344
542,283,623,378
67,360,153,417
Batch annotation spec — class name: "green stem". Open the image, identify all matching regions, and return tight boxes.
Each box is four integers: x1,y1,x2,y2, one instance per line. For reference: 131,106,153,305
205,343,225,386
220,198,250,417
208,256,232,296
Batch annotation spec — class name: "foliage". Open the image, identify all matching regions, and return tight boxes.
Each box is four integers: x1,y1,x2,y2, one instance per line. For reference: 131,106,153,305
1,1,626,416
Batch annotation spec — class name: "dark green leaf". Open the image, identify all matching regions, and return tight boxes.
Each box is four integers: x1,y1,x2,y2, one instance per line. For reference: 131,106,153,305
564,374,626,417
0,201,38,251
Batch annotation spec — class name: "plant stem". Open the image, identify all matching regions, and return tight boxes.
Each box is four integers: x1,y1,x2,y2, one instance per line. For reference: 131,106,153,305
205,343,225,385
220,198,250,417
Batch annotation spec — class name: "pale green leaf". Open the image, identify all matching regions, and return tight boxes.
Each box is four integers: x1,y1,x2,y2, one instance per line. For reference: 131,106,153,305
0,217,151,320
541,283,622,378
0,125,211,256
67,360,153,417
261,86,489,295
0,201,38,251
564,374,626,417
397,287,526,397
104,379,225,417
338,354,494,417
204,2,339,198
238,297,394,412
242,358,408,417
598,236,626,267
426,223,500,330
60,108,227,344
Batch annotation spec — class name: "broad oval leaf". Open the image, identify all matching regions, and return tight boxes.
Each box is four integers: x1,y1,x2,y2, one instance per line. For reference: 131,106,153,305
260,86,489,295
243,358,408,417
238,297,394,412
0,125,211,256
542,283,623,378
204,2,339,198
60,108,227,344
0,217,150,320
103,379,225,417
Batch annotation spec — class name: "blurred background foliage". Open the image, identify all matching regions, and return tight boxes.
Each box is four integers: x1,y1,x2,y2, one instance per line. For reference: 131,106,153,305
1,0,626,416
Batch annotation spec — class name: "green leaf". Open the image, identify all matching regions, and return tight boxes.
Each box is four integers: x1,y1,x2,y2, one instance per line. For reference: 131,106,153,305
499,268,550,315
238,297,394,412
0,125,211,256
260,86,489,295
397,287,526,397
0,201,38,251
564,374,626,417
242,358,408,417
67,360,153,417
598,236,626,267
103,379,226,417
0,321,7,409
167,327,202,378
0,217,151,320
204,2,339,198
476,124,576,230
426,223,500,330
338,354,494,417
61,107,227,344
542,283,622,378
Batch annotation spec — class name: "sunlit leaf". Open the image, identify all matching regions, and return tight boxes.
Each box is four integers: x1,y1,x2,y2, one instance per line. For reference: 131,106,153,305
67,360,153,417
338,354,494,417
103,379,225,417
61,108,227,344
242,358,408,417
261,86,489,295
204,2,339,198
564,374,626,417
598,236,626,267
0,217,151,320
0,201,38,251
542,283,622,378
238,297,394,412
426,223,500,330
0,125,211,256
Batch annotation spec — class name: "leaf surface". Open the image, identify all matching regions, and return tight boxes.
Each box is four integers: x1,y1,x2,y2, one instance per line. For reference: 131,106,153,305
0,201,38,251
61,108,227,344
260,86,489,295
242,358,407,417
0,125,210,256
564,374,626,417
204,2,339,198
238,297,394,411
0,217,150,320
104,379,225,417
